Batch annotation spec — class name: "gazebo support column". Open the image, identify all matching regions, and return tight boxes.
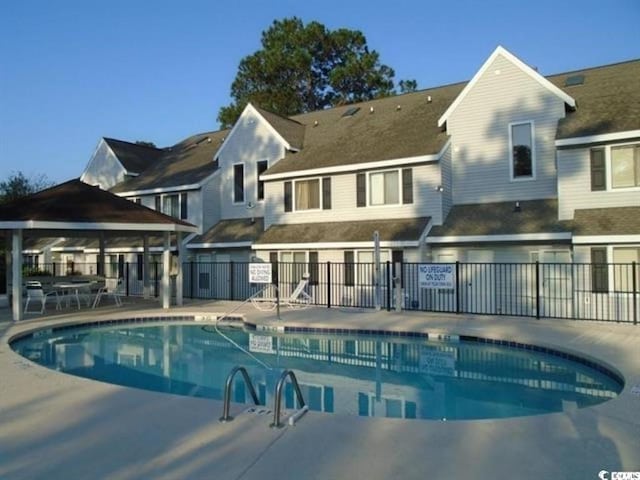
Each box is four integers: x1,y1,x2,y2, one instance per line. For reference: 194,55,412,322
162,232,170,309
12,229,23,321
143,235,151,299
4,235,11,300
176,232,184,306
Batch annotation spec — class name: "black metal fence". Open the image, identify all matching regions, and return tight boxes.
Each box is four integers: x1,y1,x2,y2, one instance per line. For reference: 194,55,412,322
17,260,638,324
182,261,638,324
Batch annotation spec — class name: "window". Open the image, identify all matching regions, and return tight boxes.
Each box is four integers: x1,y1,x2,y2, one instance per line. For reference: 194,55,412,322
612,247,640,293
108,254,124,278
284,177,331,211
295,179,320,210
154,193,187,219
233,163,244,203
510,122,534,179
611,145,640,189
163,194,180,218
369,170,399,205
280,251,307,285
278,251,318,285
130,197,142,205
257,160,268,201
357,169,412,207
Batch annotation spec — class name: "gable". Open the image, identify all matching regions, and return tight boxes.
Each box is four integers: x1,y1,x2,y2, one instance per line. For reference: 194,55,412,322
80,139,128,190
438,46,575,128
215,103,292,164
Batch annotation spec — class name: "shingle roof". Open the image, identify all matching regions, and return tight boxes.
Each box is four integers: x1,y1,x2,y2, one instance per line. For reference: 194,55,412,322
429,200,570,237
110,130,229,193
572,207,640,236
548,59,640,139
255,217,431,245
190,218,265,245
0,179,194,228
261,58,639,177
253,107,305,150
103,138,164,174
263,84,463,176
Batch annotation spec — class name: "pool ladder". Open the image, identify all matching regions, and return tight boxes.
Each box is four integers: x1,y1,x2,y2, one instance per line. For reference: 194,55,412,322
219,366,308,428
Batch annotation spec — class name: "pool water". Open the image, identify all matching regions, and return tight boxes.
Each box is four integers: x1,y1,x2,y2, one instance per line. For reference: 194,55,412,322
11,323,622,421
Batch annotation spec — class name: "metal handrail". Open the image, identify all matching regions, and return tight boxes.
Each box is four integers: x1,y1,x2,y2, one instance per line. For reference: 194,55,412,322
219,366,261,423
270,369,307,428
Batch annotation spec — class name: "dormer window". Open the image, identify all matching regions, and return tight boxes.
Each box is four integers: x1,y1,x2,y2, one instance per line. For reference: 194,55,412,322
510,122,535,180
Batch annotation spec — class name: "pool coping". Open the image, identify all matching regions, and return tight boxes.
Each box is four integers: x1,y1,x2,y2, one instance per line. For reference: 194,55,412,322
1,303,639,479
8,312,627,393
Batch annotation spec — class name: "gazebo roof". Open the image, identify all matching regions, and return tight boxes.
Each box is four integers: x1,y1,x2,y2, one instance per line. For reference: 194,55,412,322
0,179,197,233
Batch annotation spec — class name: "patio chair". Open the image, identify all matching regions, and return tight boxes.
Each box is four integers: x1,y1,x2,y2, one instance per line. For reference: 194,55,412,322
92,277,124,308
251,274,312,311
24,281,61,314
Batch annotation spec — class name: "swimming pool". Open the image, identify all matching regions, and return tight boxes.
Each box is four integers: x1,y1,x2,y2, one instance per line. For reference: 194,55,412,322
11,321,623,421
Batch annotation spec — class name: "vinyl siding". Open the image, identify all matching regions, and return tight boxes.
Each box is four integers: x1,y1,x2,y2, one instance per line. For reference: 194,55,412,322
201,173,221,231
558,145,640,220
217,109,286,220
447,54,566,205
439,143,453,223
264,162,443,228
80,140,128,190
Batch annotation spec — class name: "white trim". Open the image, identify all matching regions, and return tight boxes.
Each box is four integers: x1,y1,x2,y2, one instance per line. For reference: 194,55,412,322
114,182,203,197
508,121,537,181
438,46,575,128
215,103,291,161
555,129,640,147
187,241,253,249
0,221,197,232
427,233,572,244
253,241,420,250
261,141,450,181
80,246,177,254
573,235,640,245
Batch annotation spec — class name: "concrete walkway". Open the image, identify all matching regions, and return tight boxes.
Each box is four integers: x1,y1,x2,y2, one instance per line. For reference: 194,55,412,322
1,300,638,479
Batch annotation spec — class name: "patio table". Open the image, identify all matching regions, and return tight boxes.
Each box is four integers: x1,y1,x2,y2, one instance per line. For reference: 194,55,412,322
53,282,95,310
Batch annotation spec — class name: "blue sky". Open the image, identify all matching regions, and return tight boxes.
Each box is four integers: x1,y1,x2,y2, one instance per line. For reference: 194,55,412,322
1,0,638,184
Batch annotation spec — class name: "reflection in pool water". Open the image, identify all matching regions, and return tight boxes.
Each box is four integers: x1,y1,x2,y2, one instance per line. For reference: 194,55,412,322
11,323,622,421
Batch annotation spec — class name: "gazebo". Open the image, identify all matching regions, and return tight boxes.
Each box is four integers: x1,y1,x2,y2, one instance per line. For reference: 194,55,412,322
0,179,198,321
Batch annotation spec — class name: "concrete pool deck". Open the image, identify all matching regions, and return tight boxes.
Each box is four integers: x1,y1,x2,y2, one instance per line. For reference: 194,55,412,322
1,300,638,479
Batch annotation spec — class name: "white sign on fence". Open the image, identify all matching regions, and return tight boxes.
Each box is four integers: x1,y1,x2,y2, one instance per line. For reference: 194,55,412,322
249,333,274,354
249,263,272,284
418,264,455,289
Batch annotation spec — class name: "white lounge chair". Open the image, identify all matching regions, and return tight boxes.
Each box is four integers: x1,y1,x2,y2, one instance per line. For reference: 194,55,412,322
251,274,312,311
24,281,60,314
92,277,124,308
